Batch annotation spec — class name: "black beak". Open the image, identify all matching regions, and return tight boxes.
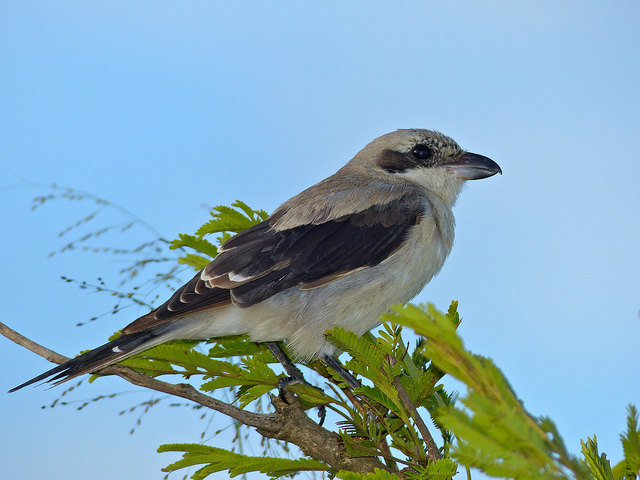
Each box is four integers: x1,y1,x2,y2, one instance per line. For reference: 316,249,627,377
444,152,502,180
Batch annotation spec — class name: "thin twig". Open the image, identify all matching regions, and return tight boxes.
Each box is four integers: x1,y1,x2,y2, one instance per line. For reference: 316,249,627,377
0,322,69,364
387,355,442,461
1,181,165,238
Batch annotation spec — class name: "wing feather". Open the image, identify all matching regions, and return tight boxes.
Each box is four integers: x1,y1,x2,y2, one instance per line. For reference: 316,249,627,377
123,192,425,334
208,192,424,303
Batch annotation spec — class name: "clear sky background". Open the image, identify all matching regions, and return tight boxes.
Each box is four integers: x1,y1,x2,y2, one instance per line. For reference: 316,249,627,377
1,2,639,479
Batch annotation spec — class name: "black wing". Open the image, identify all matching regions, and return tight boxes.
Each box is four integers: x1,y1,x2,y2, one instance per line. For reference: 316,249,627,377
205,193,424,304
123,194,424,334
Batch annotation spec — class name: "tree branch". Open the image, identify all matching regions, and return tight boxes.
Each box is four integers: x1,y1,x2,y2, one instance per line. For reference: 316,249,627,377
1,321,69,364
1,321,390,474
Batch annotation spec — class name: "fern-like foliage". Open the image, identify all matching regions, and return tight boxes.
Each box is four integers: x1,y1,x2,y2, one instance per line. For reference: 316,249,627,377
613,405,640,480
385,303,640,480
337,468,404,480
326,323,448,467
26,191,640,480
582,437,615,480
159,444,329,479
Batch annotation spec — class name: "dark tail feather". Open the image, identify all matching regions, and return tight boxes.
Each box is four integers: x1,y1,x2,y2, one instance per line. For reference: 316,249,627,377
9,329,166,392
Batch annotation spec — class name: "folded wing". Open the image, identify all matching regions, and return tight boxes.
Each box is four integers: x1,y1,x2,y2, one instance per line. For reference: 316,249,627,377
123,193,424,334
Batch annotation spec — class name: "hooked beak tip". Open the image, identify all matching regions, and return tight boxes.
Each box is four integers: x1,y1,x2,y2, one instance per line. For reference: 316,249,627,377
446,152,502,180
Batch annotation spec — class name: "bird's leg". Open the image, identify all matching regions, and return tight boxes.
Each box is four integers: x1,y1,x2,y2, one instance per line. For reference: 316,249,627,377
266,341,307,391
265,342,326,425
322,354,362,389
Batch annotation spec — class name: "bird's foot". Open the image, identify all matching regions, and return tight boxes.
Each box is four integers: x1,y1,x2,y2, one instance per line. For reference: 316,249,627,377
276,371,326,425
266,342,326,426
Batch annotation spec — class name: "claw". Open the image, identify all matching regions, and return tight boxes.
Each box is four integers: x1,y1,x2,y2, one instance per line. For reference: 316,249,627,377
276,374,304,403
317,405,326,426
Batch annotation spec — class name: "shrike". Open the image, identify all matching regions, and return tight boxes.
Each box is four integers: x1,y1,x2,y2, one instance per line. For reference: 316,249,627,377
10,129,501,393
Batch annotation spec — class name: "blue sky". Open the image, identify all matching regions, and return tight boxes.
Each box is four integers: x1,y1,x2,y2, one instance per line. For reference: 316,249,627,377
1,2,639,479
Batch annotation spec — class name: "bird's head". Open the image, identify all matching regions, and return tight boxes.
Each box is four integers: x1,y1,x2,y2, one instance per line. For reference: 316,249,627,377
348,129,502,207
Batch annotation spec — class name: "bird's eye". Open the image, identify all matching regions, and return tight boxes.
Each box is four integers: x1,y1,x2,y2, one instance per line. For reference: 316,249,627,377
411,144,432,160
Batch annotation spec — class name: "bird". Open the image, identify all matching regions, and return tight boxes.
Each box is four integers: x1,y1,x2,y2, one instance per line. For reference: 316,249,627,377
10,129,501,393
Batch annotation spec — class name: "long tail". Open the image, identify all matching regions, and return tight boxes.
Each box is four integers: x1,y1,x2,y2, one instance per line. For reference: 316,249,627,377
9,328,171,392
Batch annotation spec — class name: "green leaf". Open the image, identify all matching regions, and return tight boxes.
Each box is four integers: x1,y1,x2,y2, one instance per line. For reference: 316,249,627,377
326,326,390,384
159,443,329,478
336,468,403,479
121,342,246,381
178,253,212,270
620,404,640,479
236,384,276,408
170,233,218,258
207,337,267,358
197,376,249,392
195,201,268,239
581,436,615,480
405,458,458,480
230,200,269,222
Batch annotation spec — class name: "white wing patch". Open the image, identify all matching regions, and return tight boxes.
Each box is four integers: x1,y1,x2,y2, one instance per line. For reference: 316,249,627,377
228,271,254,283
